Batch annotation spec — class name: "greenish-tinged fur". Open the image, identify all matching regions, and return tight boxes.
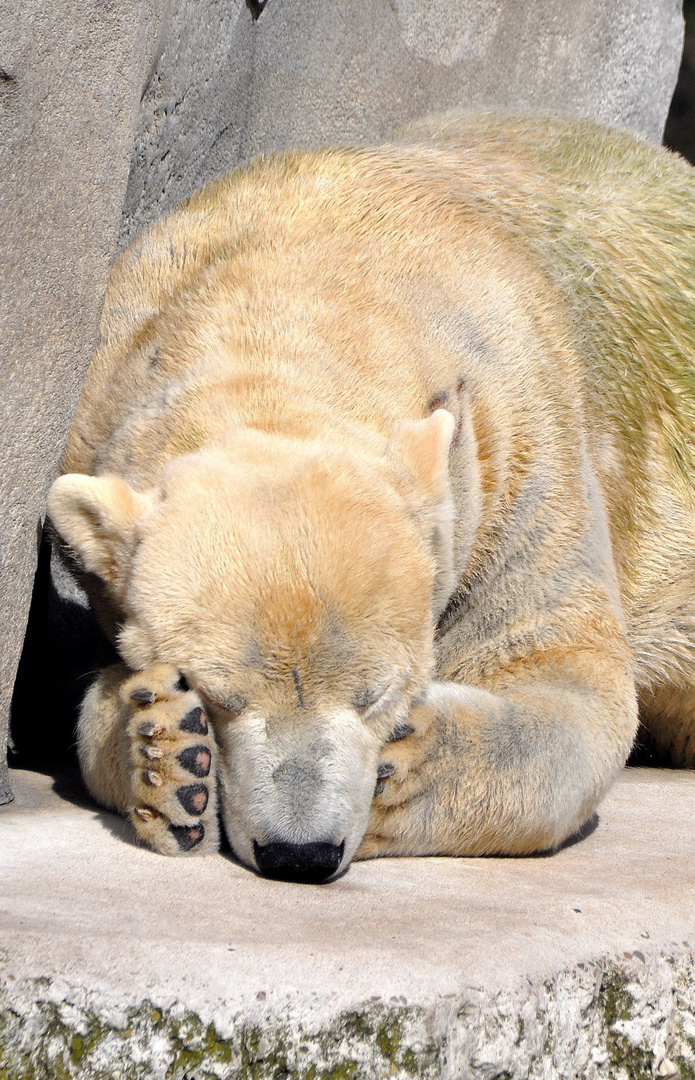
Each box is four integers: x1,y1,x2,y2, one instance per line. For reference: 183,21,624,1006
400,112,695,499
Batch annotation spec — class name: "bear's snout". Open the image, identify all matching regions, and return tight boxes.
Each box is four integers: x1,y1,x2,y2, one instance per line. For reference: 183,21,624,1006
217,709,381,877
253,839,345,883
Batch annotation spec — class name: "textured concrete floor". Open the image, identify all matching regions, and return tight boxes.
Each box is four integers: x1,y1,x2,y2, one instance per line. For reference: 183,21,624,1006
1,766,694,1078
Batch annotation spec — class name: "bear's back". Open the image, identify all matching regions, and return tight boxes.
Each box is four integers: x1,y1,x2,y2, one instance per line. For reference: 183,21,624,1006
67,112,695,511
392,112,695,499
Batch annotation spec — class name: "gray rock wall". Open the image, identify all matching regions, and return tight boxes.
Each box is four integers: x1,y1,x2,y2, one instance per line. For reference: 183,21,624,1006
0,0,685,801
120,0,685,243
0,1,163,801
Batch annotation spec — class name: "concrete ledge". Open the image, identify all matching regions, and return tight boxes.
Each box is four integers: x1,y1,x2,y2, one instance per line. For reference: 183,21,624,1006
1,767,694,1078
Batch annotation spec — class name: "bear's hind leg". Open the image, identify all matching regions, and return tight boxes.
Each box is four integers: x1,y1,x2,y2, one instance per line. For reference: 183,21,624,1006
78,663,220,854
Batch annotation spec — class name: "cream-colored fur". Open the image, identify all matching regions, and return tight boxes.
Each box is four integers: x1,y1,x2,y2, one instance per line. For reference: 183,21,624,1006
47,113,695,876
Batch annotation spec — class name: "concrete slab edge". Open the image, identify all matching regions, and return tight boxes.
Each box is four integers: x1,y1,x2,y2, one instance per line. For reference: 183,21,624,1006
1,947,693,1079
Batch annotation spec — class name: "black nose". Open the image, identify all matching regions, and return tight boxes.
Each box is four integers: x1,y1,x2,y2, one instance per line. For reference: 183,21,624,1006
253,840,345,883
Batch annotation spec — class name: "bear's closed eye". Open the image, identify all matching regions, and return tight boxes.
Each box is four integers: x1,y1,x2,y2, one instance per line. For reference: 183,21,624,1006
353,683,393,711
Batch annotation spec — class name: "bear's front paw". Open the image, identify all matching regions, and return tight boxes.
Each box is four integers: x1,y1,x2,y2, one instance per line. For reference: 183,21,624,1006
123,663,219,856
356,698,436,858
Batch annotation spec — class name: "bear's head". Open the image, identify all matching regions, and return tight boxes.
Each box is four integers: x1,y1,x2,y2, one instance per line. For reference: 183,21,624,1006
48,410,456,877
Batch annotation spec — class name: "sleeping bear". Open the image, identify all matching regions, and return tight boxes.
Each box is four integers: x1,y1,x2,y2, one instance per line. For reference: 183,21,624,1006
48,112,695,882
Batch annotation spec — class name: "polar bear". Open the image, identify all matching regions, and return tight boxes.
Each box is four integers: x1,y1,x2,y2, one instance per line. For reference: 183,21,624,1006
47,113,695,882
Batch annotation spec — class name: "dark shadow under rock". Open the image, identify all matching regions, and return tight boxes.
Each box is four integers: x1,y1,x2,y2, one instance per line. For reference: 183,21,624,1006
8,529,117,773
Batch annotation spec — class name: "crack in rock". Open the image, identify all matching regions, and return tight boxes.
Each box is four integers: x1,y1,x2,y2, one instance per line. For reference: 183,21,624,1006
246,0,267,20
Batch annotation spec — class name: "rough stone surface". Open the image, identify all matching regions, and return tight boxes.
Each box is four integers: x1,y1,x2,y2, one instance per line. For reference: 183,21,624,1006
120,0,685,241
1,766,694,1077
0,2,163,803
1,0,686,805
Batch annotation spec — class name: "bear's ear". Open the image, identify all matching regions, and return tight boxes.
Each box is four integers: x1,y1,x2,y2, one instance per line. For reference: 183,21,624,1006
47,474,155,592
388,410,457,617
388,409,455,501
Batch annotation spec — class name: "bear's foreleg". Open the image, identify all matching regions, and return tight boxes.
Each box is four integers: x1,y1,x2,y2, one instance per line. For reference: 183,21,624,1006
359,642,637,858
77,663,220,855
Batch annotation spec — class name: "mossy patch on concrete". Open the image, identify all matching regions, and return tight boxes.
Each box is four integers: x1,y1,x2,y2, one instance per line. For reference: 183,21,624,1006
596,971,655,1080
1,949,694,1079
0,994,440,1080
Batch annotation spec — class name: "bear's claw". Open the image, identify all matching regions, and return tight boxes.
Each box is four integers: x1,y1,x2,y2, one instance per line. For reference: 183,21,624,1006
387,723,415,743
141,744,164,760
131,687,157,705
137,721,163,738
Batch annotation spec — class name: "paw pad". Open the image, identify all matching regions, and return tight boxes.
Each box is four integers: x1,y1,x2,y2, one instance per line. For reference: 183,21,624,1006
179,706,208,734
177,744,212,777
168,823,205,851
177,783,209,816
126,664,218,856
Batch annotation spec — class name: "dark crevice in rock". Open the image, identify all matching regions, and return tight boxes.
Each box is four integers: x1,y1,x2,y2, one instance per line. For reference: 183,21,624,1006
663,0,695,163
246,0,268,20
